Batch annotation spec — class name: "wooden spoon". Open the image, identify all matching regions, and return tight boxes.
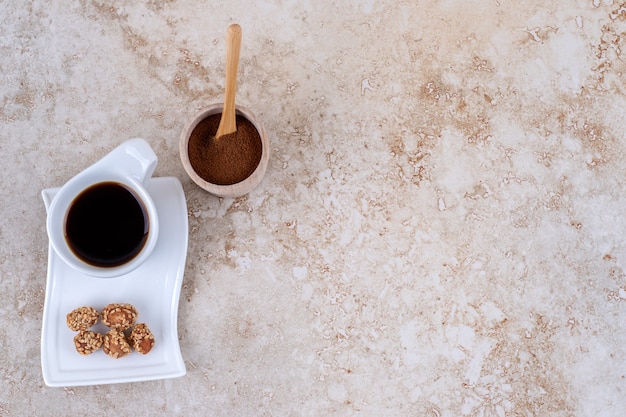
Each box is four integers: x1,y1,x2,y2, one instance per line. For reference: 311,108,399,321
215,24,242,140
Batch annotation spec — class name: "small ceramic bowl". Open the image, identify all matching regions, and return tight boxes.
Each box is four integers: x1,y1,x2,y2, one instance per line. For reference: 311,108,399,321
179,104,270,198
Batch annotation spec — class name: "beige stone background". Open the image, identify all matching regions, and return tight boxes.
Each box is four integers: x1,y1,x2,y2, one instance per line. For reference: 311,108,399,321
1,0,626,415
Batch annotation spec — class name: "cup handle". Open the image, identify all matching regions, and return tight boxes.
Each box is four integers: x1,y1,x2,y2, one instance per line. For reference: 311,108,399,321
96,138,158,184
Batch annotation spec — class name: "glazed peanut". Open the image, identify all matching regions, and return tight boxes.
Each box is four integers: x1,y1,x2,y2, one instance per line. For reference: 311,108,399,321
103,329,132,359
101,303,138,330
73,330,103,355
129,323,155,354
66,306,99,331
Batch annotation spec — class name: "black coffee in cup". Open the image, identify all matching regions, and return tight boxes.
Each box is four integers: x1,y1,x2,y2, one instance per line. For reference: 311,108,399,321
65,181,149,267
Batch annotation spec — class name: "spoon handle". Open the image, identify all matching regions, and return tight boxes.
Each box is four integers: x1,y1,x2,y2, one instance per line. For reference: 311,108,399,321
216,24,242,139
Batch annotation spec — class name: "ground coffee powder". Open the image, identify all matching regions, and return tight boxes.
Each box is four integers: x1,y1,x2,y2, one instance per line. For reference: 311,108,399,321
188,113,263,185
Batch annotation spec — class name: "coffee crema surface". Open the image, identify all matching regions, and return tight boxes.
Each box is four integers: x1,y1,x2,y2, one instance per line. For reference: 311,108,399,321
64,181,149,268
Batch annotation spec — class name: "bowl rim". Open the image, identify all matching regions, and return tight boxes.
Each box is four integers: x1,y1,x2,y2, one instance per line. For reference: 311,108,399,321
179,103,270,198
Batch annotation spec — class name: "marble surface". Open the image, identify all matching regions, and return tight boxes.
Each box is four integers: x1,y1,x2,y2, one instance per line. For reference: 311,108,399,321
1,0,625,415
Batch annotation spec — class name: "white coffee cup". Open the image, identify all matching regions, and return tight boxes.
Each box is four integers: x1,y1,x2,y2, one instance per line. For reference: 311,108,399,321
45,139,159,278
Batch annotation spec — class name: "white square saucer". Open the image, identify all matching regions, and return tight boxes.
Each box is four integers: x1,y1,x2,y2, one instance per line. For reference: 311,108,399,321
41,177,188,387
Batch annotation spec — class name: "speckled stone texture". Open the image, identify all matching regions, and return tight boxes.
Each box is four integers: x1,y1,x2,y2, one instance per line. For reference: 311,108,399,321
1,0,625,415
